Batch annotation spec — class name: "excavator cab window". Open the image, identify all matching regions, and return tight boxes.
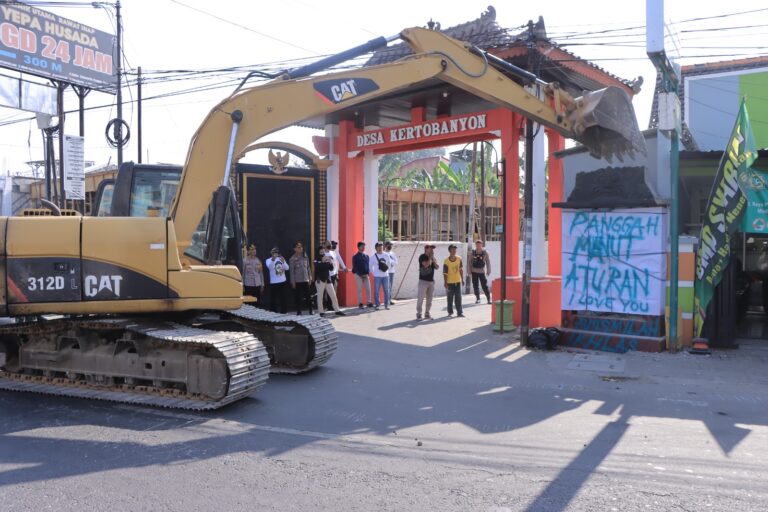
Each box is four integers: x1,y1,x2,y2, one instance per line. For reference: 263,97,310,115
184,189,242,268
92,179,115,216
128,169,180,218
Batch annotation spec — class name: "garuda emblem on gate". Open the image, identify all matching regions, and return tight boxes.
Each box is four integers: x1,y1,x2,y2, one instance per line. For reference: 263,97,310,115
268,150,290,175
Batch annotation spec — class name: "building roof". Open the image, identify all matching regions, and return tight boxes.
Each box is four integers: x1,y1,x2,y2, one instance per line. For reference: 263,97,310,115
367,7,513,66
682,56,768,77
366,8,637,98
397,156,450,177
298,8,638,131
648,55,768,148
679,149,768,160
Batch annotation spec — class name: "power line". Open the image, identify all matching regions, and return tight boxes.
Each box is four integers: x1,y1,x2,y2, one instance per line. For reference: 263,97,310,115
548,8,768,40
166,0,318,55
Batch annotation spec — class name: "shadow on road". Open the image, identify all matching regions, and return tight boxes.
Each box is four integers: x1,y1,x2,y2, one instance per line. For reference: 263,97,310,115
0,313,765,511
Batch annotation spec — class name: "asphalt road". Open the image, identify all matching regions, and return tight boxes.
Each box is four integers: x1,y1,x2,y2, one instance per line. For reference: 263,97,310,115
1,296,767,511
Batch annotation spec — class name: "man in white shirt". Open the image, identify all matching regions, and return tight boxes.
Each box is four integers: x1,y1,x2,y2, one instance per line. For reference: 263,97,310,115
371,241,392,310
330,240,347,273
324,241,346,290
265,247,288,313
385,241,398,305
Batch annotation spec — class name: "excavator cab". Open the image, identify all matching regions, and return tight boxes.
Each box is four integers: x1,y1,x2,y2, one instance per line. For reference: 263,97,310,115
95,162,242,269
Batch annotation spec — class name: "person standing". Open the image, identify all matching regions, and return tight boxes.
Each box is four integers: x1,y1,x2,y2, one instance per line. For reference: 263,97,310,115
371,241,392,310
314,246,346,317
329,241,347,275
243,243,264,306
416,244,439,320
322,241,339,311
352,241,373,308
324,241,347,290
266,247,288,314
289,241,313,315
385,241,398,305
443,244,464,317
470,239,492,304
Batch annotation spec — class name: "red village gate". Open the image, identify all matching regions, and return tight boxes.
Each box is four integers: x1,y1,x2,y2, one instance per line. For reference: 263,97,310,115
328,105,566,327
310,10,638,326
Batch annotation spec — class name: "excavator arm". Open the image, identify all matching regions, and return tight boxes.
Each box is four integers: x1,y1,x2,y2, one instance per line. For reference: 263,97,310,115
171,26,644,255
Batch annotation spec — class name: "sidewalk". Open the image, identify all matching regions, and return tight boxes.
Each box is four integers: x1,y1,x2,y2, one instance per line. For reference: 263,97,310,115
334,292,768,399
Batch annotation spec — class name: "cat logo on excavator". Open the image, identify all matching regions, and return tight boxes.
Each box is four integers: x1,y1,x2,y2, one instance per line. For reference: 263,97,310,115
313,78,379,105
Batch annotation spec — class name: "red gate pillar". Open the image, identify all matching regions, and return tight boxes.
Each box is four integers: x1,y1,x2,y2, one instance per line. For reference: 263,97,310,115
546,129,565,277
491,109,523,324
337,120,365,306
502,109,520,276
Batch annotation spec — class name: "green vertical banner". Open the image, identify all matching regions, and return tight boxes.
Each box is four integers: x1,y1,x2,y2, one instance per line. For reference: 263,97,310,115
694,98,757,337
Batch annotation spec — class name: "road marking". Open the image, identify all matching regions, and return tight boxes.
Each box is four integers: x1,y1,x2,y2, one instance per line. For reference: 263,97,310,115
477,386,511,396
657,397,708,407
113,405,405,447
456,339,489,352
485,344,519,359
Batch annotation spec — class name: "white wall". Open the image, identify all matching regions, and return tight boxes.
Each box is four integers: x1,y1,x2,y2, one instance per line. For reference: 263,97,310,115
389,240,549,299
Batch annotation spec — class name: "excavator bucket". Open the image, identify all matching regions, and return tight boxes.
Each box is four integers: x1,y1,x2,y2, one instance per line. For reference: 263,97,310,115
568,86,646,162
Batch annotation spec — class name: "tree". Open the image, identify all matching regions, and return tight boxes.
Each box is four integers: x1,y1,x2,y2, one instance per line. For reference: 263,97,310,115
378,148,446,184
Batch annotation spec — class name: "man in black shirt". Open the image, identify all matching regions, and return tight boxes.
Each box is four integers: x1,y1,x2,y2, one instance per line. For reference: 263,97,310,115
314,246,345,317
416,244,439,320
352,241,373,308
470,239,492,304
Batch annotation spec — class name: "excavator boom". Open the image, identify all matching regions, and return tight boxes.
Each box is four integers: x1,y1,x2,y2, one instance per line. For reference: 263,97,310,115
171,26,644,255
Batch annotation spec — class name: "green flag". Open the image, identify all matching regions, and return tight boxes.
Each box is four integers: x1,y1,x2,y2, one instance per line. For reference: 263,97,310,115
694,98,758,337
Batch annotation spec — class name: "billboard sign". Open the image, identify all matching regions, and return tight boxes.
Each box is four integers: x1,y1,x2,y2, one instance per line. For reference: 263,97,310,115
0,73,57,115
0,2,116,92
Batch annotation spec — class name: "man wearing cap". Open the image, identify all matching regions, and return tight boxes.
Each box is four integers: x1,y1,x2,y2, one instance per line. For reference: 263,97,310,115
416,244,439,320
265,246,288,314
470,239,492,304
443,244,464,317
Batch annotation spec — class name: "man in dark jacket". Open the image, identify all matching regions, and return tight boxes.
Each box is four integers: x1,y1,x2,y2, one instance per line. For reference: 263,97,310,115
416,244,439,320
470,239,492,304
289,241,312,315
352,241,373,308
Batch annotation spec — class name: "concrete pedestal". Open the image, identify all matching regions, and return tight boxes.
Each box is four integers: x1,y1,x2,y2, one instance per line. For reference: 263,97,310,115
490,276,562,328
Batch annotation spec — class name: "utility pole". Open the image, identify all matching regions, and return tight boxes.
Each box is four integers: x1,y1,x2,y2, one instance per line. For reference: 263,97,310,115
465,143,477,293
115,0,124,166
55,82,67,209
480,142,486,241
499,157,507,334
520,23,537,347
137,66,142,163
647,0,680,351
520,119,534,346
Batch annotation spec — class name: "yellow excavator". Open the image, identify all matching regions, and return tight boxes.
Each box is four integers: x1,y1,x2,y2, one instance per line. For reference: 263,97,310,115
0,27,644,409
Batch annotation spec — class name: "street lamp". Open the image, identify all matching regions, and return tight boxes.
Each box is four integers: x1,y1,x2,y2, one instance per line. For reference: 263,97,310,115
497,157,507,334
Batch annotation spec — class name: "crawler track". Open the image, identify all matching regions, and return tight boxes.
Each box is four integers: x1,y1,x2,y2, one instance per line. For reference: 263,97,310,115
0,318,270,410
226,305,338,373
